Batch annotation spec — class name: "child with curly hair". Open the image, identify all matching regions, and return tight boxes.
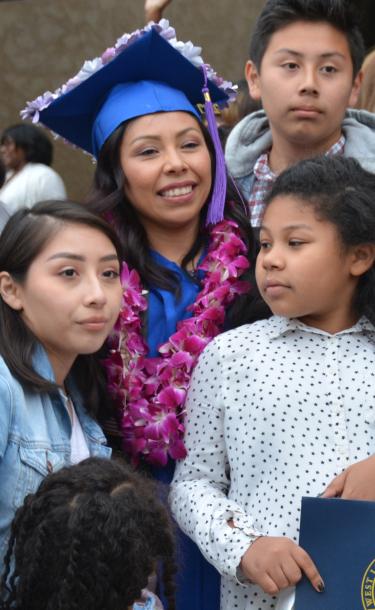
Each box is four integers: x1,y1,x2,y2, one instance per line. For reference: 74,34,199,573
171,156,375,610
0,457,176,610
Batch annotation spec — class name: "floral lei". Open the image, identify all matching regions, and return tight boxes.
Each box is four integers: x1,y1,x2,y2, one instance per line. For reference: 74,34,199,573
103,219,250,466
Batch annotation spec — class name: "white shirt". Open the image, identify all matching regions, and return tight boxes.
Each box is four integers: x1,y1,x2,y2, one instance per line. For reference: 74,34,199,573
70,401,90,465
0,163,66,213
62,393,90,465
170,316,375,610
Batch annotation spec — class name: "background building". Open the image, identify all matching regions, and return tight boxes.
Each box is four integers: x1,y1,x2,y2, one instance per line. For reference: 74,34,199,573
1,0,373,200
0,0,264,199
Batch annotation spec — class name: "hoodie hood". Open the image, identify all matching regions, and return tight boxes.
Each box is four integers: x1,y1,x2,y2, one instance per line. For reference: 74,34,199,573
225,110,271,179
343,108,375,172
225,108,375,179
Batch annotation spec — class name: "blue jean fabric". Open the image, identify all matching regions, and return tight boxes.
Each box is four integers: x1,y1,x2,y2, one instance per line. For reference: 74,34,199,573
0,344,111,565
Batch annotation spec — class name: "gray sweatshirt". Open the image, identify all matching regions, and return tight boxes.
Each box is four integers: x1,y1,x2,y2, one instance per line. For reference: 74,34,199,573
225,108,375,185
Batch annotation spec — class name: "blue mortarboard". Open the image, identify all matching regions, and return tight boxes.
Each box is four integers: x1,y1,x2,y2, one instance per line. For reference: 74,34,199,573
22,23,235,224
27,28,229,158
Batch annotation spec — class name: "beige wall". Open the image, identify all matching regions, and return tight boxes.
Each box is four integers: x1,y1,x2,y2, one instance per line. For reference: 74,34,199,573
0,0,264,200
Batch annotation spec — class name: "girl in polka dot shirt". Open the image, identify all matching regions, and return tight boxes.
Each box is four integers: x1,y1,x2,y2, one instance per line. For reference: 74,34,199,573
170,156,375,610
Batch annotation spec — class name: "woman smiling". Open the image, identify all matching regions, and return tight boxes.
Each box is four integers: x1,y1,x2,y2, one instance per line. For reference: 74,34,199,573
23,21,269,610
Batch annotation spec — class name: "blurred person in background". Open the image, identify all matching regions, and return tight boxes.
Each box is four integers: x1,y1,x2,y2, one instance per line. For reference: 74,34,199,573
355,48,375,112
145,0,172,23
0,123,66,213
0,155,10,232
219,78,262,147
0,157,5,189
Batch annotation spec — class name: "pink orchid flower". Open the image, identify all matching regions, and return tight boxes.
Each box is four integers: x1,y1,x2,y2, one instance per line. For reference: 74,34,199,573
103,220,251,465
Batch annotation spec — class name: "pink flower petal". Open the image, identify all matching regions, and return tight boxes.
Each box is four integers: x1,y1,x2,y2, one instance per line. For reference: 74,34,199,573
103,219,251,465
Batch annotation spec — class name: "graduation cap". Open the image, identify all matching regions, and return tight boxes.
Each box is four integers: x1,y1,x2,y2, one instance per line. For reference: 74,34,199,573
22,23,235,224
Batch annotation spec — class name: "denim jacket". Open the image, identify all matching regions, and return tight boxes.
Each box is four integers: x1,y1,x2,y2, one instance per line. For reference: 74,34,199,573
0,345,111,563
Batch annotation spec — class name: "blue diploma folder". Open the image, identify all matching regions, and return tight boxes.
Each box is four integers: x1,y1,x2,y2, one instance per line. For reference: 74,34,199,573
295,496,375,610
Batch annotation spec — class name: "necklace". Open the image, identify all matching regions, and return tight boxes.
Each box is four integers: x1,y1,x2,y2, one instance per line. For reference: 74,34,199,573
103,219,250,466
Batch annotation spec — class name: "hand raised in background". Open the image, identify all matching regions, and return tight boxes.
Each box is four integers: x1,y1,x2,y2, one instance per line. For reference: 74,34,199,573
145,0,173,23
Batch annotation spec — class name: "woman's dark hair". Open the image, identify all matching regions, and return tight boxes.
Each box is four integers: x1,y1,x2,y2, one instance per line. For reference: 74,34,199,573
0,200,122,414
87,115,268,327
1,123,53,166
249,0,365,77
0,457,176,610
265,156,375,326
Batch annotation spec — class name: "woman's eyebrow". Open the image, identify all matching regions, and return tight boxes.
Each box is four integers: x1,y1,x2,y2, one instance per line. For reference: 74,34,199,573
129,127,201,145
47,253,118,262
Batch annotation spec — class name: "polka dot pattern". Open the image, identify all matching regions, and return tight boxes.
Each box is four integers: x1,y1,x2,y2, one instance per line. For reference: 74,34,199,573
170,315,375,610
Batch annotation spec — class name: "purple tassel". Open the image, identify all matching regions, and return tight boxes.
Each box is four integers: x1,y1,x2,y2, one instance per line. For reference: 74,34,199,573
201,65,227,226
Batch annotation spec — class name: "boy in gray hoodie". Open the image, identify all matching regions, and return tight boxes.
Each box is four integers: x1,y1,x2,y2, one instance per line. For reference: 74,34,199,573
225,0,375,228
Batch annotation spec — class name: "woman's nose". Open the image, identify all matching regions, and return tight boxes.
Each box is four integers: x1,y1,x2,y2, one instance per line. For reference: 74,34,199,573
84,276,107,306
164,149,188,173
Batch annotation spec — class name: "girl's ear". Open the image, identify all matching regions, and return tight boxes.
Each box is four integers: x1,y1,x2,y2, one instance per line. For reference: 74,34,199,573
349,244,375,277
0,272,23,310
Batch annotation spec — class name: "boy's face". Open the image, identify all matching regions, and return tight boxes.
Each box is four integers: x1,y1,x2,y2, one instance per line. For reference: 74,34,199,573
246,21,361,155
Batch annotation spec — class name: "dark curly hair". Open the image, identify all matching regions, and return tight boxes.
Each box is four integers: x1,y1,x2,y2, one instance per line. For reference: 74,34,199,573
0,457,176,610
265,156,375,326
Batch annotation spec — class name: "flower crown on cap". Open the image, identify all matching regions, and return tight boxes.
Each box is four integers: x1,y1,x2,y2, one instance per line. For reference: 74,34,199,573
21,19,236,127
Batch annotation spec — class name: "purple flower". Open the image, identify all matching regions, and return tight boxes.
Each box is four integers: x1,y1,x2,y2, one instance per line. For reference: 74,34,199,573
103,220,250,466
120,263,148,310
156,386,186,409
101,46,117,64
20,91,57,122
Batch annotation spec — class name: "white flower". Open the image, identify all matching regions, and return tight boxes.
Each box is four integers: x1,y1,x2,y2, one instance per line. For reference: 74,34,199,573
170,39,203,67
75,58,103,82
157,19,176,40
115,31,132,50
